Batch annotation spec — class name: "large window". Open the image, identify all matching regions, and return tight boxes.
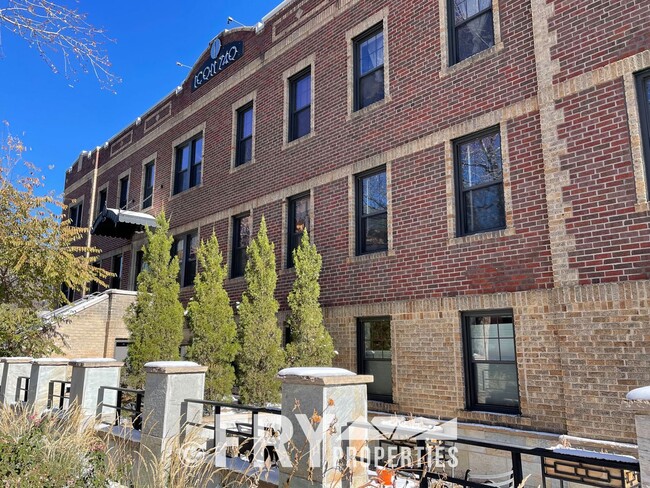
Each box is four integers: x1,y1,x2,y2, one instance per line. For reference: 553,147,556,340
357,317,392,402
462,310,519,414
69,202,83,227
173,134,203,194
289,69,312,141
231,214,252,278
354,24,384,111
356,168,388,255
454,128,505,236
448,0,495,64
142,161,155,209
637,69,650,195
287,193,310,268
110,254,123,290
119,175,129,210
236,103,254,166
172,232,198,288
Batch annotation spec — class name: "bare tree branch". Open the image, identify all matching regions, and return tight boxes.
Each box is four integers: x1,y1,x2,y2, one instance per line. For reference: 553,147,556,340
0,0,120,91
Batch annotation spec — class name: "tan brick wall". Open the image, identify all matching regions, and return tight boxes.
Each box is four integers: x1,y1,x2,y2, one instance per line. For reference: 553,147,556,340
327,280,650,443
56,291,136,359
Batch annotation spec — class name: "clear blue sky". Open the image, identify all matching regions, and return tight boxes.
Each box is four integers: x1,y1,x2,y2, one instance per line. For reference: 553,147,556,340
0,0,280,196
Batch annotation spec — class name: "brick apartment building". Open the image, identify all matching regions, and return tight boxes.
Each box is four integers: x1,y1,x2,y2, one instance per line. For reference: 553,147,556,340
61,0,650,447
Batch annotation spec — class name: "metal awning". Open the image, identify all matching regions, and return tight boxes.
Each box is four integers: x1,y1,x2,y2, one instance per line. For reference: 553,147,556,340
91,208,157,238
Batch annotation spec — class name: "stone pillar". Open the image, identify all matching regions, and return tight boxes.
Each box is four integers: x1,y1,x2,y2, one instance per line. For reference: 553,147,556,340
137,361,206,481
277,367,373,488
0,357,33,405
27,358,69,412
626,387,650,483
69,358,123,421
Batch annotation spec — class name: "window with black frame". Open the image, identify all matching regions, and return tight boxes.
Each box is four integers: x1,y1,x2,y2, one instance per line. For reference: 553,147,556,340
119,175,129,210
462,310,519,413
173,134,203,194
133,250,145,289
287,193,310,268
69,202,83,227
171,233,198,288
98,189,107,213
111,254,122,289
354,24,384,111
449,0,494,64
231,214,252,278
289,69,312,141
236,103,254,166
357,317,392,402
142,162,155,209
454,128,505,236
356,168,388,255
636,69,650,195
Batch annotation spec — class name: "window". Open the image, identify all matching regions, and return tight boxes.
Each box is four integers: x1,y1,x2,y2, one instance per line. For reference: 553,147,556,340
171,233,198,287
637,69,650,195
133,249,145,289
356,168,388,255
142,162,155,209
357,317,392,402
89,262,100,294
119,175,129,210
289,69,312,141
98,189,107,213
231,214,252,278
454,128,505,236
236,103,253,166
69,202,83,227
287,194,310,268
354,24,384,111
61,284,75,303
448,0,494,64
462,310,519,413
110,254,123,289
173,134,203,194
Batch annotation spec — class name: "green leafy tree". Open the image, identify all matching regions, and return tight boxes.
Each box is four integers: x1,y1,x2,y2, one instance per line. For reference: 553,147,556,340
286,230,335,367
237,217,285,405
186,233,240,400
124,212,184,388
0,122,110,356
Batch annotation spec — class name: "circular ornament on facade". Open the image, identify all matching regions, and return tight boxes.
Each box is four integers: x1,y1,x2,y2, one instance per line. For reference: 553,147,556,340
210,38,221,59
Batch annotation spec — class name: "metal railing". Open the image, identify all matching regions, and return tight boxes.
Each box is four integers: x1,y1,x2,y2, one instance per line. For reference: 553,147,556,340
47,380,71,409
16,376,29,403
183,399,281,464
99,386,144,431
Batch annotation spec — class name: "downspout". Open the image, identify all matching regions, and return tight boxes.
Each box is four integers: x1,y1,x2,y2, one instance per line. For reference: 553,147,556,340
83,146,101,297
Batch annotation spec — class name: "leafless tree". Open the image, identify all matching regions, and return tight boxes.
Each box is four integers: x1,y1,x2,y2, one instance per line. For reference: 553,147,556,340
0,0,119,90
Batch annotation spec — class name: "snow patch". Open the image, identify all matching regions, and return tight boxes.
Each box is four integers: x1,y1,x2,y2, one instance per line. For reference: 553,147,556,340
551,446,637,462
277,367,355,378
144,361,199,368
627,386,650,401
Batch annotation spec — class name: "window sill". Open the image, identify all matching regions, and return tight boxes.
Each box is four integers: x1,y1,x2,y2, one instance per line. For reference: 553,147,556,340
279,266,297,277
227,276,246,284
282,131,316,151
229,158,256,174
168,183,204,202
457,408,531,427
635,201,650,213
440,42,504,78
347,95,392,121
347,249,395,265
448,227,515,246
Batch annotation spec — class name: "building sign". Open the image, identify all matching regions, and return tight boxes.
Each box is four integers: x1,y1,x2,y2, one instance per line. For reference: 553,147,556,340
192,41,243,92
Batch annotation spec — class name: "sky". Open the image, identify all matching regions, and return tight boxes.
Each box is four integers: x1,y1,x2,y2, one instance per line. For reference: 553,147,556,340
0,0,281,196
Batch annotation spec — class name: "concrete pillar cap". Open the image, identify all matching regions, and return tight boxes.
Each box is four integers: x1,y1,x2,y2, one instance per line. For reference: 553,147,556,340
143,361,208,374
0,357,33,363
70,358,124,368
32,358,69,365
277,367,373,386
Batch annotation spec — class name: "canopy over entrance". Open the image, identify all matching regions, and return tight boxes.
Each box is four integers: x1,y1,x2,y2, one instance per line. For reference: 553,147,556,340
91,208,157,239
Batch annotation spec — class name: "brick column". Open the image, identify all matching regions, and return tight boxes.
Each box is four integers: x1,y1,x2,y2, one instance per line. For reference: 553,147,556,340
626,387,650,483
69,358,123,421
277,367,373,488
136,361,207,485
0,357,33,405
27,358,69,412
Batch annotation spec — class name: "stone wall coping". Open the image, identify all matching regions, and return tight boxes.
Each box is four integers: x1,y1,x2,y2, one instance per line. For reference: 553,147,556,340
70,358,124,368
32,358,69,366
105,289,138,297
278,367,374,386
144,361,208,374
0,357,33,363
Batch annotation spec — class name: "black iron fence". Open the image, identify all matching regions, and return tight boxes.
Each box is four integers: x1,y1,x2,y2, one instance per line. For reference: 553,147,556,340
183,399,281,464
47,380,70,409
99,386,144,431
